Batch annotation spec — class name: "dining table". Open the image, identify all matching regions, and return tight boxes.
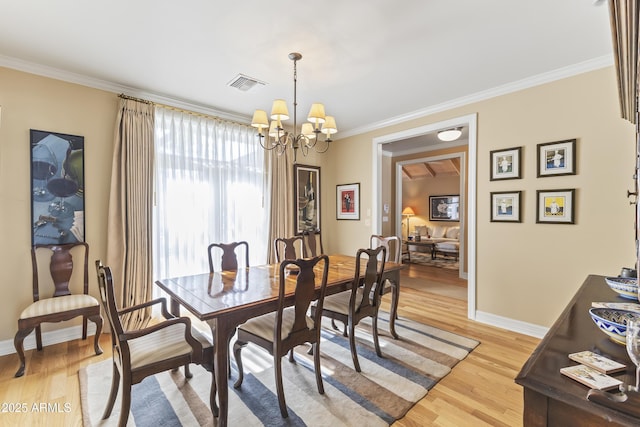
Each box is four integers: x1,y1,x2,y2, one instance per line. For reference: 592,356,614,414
155,254,404,427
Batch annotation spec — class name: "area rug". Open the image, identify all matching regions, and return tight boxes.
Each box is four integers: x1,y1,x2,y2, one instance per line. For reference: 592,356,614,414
408,253,459,270
80,312,479,426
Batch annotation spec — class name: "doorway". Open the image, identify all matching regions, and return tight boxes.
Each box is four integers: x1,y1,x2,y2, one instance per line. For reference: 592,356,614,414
371,114,477,319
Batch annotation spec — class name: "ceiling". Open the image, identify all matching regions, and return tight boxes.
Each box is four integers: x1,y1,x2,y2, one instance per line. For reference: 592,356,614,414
0,1,613,139
402,157,461,181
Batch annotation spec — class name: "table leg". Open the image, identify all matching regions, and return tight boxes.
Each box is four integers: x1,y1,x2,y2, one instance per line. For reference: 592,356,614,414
211,319,234,427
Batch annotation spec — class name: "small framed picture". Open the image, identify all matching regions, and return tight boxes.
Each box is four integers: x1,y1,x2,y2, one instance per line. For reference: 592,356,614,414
490,147,521,180
429,195,460,222
536,189,575,224
336,183,360,220
537,139,576,177
490,191,521,222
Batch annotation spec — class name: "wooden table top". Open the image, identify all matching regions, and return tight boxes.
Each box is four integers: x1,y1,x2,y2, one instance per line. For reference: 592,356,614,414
155,254,404,321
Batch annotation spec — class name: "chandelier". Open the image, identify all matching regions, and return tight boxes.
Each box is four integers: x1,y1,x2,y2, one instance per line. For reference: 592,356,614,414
251,52,337,161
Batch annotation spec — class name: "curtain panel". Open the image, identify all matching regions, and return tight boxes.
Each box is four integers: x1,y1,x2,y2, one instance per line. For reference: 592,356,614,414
106,98,155,330
153,107,269,281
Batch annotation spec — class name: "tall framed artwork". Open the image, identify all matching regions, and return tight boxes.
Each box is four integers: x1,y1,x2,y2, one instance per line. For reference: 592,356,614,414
31,129,85,245
293,164,320,234
336,183,360,220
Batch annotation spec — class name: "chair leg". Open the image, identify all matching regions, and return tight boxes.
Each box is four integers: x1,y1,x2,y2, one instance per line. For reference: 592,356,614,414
349,320,361,373
288,348,295,363
233,340,246,388
274,356,288,418
82,316,88,340
102,362,120,419
117,379,132,427
313,342,324,395
372,313,382,357
35,325,43,351
184,364,192,378
14,327,34,377
89,314,103,355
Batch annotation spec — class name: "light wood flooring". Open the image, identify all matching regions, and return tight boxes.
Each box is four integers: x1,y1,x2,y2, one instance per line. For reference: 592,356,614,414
0,263,539,426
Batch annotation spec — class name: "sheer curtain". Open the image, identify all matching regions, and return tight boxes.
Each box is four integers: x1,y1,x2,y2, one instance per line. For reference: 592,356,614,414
153,107,269,281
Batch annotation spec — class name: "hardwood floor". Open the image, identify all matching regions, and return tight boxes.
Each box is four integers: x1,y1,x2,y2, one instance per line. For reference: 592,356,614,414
0,263,539,426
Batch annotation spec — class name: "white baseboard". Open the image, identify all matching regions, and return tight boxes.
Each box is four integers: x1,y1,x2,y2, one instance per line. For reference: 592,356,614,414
0,323,97,357
475,310,548,339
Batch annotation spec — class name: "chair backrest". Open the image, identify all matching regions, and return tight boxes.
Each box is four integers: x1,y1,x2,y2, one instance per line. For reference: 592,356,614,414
95,261,125,346
32,242,89,301
207,241,249,272
276,255,329,351
301,230,324,257
351,246,386,313
274,236,304,263
370,235,401,263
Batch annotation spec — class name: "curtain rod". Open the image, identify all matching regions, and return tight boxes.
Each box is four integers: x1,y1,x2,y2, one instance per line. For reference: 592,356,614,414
118,93,245,125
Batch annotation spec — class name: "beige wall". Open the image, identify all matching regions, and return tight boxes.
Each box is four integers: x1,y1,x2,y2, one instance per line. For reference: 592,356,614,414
0,64,635,342
0,67,117,341
322,67,636,328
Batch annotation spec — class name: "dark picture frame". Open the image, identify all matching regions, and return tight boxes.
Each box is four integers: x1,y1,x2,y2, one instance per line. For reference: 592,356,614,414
31,129,85,245
537,139,576,177
490,146,522,180
336,183,360,220
490,191,522,222
536,189,575,224
429,195,460,222
293,164,320,234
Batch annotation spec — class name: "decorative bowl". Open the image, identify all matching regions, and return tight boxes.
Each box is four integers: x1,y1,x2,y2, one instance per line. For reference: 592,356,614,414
589,308,640,345
605,277,639,300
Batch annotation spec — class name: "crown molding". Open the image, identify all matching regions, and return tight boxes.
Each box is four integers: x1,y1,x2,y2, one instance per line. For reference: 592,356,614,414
0,54,251,124
339,54,614,139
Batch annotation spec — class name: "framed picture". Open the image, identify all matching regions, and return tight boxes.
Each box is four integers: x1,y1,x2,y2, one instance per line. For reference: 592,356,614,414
293,164,320,234
490,146,521,180
336,183,360,220
537,139,576,177
30,129,85,245
536,189,575,224
490,191,522,222
429,195,460,222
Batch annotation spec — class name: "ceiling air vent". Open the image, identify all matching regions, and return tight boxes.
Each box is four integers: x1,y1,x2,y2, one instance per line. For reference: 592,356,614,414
227,73,266,92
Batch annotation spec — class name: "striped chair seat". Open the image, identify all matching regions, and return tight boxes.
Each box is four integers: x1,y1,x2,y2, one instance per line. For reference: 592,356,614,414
129,323,212,370
239,308,314,342
19,294,99,319
322,288,365,315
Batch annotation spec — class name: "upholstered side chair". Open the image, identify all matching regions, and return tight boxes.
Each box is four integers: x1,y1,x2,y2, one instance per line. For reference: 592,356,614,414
14,242,103,377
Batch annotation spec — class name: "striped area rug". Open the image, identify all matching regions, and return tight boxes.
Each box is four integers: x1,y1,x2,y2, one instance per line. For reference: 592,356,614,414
79,313,479,426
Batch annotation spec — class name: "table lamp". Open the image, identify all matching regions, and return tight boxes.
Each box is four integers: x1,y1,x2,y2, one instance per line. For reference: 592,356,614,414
402,206,415,239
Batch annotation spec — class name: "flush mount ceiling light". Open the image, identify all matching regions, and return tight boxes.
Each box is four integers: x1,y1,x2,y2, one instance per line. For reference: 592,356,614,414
251,52,337,162
437,128,463,142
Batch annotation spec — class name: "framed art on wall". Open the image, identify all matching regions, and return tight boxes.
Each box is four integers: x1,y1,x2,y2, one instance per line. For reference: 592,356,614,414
490,146,522,180
336,183,360,220
31,129,85,245
294,164,321,234
429,195,460,222
490,191,522,222
536,189,575,224
537,139,576,177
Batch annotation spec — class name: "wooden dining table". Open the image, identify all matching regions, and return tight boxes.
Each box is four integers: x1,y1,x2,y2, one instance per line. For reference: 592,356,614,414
155,254,404,427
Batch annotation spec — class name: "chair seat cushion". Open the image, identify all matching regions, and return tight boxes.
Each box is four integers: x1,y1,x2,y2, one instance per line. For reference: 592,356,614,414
436,241,459,251
129,323,212,370
322,288,365,315
238,308,313,342
19,294,99,319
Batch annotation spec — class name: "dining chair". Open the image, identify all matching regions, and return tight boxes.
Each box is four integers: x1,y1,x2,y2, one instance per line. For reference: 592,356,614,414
301,230,324,257
370,235,401,338
207,241,249,272
232,255,330,418
95,261,218,426
312,246,386,372
274,236,304,262
14,242,103,377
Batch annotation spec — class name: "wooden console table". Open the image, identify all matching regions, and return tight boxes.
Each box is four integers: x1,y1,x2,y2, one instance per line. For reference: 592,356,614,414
515,275,640,426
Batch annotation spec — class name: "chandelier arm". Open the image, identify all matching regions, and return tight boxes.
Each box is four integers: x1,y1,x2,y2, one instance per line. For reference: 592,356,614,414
258,135,280,151
314,138,331,153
